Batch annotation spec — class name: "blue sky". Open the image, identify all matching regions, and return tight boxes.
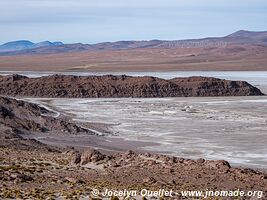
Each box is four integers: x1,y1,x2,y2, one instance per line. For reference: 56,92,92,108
0,0,266,44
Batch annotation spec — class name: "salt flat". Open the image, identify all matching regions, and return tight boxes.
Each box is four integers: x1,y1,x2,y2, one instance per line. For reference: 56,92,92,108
26,96,267,168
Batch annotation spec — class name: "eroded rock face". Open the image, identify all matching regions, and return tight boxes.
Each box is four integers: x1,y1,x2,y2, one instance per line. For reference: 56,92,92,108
64,149,81,164
80,149,106,165
0,74,263,98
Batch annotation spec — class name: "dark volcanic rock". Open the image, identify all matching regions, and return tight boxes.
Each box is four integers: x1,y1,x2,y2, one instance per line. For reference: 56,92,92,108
0,96,93,135
0,96,94,150
0,74,263,98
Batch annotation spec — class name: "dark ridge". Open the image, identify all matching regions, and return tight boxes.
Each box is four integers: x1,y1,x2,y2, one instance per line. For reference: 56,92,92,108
0,74,263,98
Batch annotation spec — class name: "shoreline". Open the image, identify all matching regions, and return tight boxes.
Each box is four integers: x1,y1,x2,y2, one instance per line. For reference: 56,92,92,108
1,69,267,75
31,133,267,171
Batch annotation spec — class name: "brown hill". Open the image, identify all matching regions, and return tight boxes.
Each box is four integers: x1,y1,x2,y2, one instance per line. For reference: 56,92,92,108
0,74,263,98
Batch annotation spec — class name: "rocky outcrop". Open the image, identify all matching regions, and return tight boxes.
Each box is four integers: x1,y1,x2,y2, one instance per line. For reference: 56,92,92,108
0,74,264,98
62,148,267,194
0,96,95,150
0,96,93,135
80,149,106,165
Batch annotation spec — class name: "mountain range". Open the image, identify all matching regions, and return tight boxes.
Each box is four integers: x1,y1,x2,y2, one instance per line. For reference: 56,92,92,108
0,40,64,53
0,30,267,56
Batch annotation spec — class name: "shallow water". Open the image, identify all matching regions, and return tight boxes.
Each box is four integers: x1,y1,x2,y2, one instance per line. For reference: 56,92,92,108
27,96,267,168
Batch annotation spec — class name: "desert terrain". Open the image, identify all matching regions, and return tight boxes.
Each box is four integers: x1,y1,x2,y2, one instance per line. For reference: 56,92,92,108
0,30,267,199
0,74,266,199
0,30,267,72
0,44,267,72
0,76,266,199
0,95,266,199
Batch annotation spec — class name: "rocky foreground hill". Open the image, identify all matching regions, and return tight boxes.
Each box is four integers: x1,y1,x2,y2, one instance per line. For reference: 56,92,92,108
1,147,266,199
0,74,264,98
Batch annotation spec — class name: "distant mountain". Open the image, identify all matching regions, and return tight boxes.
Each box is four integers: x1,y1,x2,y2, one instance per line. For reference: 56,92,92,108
0,30,266,55
0,40,64,53
0,40,34,52
32,41,64,48
52,41,64,46
226,30,267,38
224,30,267,44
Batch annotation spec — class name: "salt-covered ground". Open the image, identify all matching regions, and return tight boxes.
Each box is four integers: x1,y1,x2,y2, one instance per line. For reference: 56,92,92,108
26,96,267,168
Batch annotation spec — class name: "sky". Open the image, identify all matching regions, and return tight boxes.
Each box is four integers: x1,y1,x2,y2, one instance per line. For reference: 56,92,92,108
0,0,267,44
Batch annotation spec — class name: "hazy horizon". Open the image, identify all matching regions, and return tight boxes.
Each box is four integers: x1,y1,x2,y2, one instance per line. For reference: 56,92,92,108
1,0,267,44
1,29,267,45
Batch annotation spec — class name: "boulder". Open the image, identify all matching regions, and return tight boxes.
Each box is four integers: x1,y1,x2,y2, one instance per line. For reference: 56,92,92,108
80,149,105,165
